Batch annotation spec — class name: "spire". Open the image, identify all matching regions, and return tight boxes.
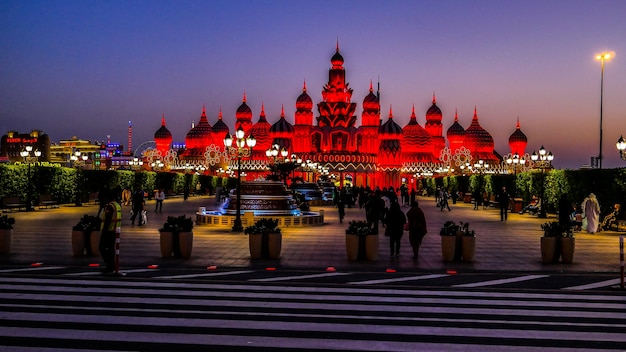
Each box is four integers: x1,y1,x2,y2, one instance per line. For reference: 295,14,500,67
377,79,380,101
388,105,393,118
516,116,520,129
242,91,247,103
336,37,339,52
201,104,207,118
410,104,417,119
473,106,478,121
259,102,267,122
280,104,285,118
302,80,307,92
454,109,459,122
369,80,373,92
432,92,436,104
218,107,223,120
161,114,166,126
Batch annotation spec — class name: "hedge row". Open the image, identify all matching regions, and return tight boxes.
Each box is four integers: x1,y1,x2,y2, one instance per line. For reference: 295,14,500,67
0,164,231,205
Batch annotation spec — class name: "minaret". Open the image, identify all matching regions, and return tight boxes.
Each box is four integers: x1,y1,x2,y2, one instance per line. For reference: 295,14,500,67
293,80,313,154
128,120,132,154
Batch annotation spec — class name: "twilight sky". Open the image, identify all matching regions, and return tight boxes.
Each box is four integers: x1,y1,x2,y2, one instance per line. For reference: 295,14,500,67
1,0,625,169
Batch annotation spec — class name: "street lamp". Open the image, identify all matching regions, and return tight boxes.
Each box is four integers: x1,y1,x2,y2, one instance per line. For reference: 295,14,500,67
224,127,256,232
595,51,613,169
531,146,554,218
20,146,41,211
617,135,626,161
71,151,89,206
505,153,526,196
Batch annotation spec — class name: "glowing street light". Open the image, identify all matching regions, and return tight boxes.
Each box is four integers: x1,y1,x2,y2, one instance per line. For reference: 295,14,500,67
20,145,41,211
595,51,614,169
617,135,626,161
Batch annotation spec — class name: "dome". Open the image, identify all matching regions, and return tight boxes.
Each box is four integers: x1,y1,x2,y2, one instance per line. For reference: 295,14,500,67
331,49,344,68
250,103,272,151
296,81,313,111
154,115,172,140
362,81,379,111
185,106,213,148
402,106,433,152
270,106,294,134
446,110,465,140
508,119,527,145
425,94,442,123
379,107,402,135
211,108,230,137
464,107,494,153
236,92,252,118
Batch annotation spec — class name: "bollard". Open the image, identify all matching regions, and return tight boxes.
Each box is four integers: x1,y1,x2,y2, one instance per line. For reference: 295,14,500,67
619,236,624,290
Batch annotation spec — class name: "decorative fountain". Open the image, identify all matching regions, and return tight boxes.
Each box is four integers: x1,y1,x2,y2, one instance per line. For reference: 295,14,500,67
196,181,324,227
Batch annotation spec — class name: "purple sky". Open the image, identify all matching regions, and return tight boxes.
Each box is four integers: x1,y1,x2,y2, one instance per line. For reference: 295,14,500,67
1,0,625,169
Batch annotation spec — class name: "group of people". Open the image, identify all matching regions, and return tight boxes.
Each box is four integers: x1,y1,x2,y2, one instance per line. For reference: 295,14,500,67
383,200,427,260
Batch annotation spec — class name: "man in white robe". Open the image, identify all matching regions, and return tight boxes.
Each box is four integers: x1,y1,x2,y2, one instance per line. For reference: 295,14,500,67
582,193,600,233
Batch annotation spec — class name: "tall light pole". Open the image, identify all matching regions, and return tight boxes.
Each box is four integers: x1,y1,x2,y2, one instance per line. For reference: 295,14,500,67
20,145,41,212
595,52,613,169
531,146,554,218
71,151,89,206
224,127,256,232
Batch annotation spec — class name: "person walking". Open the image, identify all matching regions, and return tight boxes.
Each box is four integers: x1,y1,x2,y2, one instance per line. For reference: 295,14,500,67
498,186,510,221
406,200,427,260
130,187,145,226
154,189,165,213
385,202,406,257
337,188,346,224
99,191,121,275
582,193,600,233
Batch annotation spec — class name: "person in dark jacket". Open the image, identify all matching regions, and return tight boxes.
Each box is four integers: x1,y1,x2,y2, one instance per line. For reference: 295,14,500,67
406,200,427,260
498,187,510,221
385,202,406,257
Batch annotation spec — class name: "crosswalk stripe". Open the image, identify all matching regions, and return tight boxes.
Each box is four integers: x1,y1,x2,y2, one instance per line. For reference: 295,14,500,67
0,266,65,273
562,278,623,290
348,273,449,285
156,270,255,279
63,268,159,276
249,272,350,282
0,277,624,351
452,274,549,288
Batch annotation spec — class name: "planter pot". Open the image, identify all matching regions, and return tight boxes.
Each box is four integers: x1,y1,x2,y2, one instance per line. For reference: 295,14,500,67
441,236,457,262
541,236,558,264
365,234,379,261
267,232,282,259
461,236,476,262
178,231,193,259
345,233,359,261
0,229,13,255
90,231,101,257
249,233,263,259
560,237,575,264
71,230,86,257
160,231,174,258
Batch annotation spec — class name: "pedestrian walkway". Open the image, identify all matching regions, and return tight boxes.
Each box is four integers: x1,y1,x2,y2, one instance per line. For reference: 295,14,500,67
0,195,623,273
0,276,624,351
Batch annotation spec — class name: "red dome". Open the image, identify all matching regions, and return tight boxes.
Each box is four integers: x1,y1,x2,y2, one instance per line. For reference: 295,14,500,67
331,49,344,68
211,108,230,141
270,105,294,134
296,81,313,111
402,106,433,153
362,81,379,111
250,103,272,152
425,94,442,123
464,107,494,154
185,106,213,149
508,118,527,155
154,115,172,154
379,106,402,136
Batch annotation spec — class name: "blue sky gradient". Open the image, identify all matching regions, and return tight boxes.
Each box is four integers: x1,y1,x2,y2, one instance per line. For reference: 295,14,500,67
1,0,625,168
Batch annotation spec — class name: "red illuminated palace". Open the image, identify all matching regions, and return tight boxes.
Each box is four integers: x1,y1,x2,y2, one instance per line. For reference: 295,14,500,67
153,45,527,189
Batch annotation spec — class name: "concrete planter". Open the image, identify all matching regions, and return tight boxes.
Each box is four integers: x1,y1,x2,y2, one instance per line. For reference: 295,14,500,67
178,231,193,259
249,232,281,259
441,235,457,262
540,236,557,264
159,231,174,258
461,235,476,262
346,232,378,261
560,237,575,264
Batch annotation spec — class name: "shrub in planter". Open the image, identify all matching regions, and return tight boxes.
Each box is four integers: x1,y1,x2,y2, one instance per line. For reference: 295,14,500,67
245,218,282,259
345,220,378,261
440,221,459,262
159,215,194,258
71,215,102,256
0,215,15,255
540,221,574,264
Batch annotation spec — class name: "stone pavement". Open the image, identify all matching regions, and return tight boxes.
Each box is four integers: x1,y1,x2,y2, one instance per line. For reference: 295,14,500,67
1,195,623,273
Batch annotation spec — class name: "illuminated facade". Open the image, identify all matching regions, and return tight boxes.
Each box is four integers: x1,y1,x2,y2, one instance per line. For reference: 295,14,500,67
154,45,527,189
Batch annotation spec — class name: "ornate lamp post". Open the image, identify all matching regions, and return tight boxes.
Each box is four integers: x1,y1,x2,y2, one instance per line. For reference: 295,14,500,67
20,146,41,211
531,146,554,218
595,52,613,169
129,157,143,170
505,153,526,196
224,127,256,232
70,151,89,206
617,135,626,161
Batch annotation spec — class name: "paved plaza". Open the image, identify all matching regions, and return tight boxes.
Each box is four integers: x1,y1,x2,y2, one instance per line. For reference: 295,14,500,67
1,195,623,274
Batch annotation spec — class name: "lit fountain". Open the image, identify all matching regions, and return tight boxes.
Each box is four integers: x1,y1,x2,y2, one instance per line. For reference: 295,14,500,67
196,180,324,227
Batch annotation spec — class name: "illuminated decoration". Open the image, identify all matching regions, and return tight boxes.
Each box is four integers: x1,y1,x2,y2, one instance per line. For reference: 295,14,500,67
152,44,516,188
1,130,50,163
181,105,214,163
224,127,256,232
617,135,626,161
531,146,554,218
508,117,528,156
128,120,133,154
